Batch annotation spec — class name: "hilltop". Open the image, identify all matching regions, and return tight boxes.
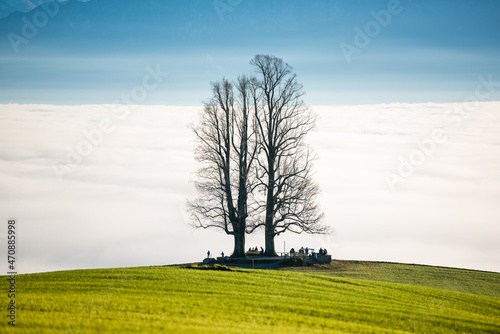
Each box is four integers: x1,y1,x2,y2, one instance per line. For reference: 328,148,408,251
1,261,498,333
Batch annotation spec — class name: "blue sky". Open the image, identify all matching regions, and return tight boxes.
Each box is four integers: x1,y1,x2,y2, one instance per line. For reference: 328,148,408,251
0,0,499,105
1,1,500,274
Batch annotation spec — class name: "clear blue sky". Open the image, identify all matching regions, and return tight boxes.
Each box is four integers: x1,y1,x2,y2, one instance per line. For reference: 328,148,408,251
1,0,499,105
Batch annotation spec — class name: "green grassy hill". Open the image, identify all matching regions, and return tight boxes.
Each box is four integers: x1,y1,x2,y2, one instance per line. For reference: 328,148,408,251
283,260,500,298
1,264,499,333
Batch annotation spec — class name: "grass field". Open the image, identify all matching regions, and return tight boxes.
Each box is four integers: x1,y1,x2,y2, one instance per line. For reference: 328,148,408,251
1,264,499,333
283,260,500,298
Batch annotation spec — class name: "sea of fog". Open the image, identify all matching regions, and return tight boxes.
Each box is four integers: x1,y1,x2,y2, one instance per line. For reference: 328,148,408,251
0,102,499,274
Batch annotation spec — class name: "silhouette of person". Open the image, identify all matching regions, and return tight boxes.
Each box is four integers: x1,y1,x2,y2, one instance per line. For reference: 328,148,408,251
207,250,210,258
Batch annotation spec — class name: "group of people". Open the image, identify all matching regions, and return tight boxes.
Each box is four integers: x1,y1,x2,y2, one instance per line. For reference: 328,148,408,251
248,246,264,252
290,247,310,255
289,247,328,256
248,247,264,254
208,246,328,259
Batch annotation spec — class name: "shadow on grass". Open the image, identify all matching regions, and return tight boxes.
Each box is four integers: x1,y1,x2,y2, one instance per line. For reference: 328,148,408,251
183,264,242,272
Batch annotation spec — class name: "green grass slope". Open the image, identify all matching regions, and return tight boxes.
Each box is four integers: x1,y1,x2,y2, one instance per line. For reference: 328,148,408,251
283,260,500,298
1,266,499,333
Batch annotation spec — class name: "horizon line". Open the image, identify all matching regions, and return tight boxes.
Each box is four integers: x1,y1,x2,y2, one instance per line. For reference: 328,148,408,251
2,100,500,108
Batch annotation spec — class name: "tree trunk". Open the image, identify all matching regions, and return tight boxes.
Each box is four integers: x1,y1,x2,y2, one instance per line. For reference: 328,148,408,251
264,224,276,256
231,222,246,258
264,149,277,256
264,172,276,256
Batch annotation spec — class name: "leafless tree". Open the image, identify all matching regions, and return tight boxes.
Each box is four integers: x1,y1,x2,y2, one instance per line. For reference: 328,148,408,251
188,55,328,258
249,55,328,256
187,77,258,257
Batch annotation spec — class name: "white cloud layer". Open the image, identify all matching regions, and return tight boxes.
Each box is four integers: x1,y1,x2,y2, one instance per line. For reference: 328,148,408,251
0,102,499,273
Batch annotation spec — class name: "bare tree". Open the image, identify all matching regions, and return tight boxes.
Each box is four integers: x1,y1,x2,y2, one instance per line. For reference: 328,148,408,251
249,55,327,256
188,56,328,258
187,77,258,257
